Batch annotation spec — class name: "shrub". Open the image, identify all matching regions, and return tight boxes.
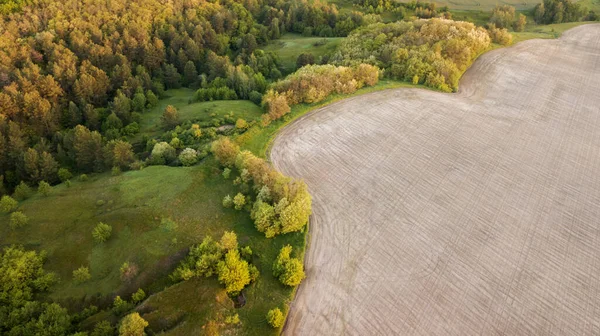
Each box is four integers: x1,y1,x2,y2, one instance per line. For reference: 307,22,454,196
120,262,139,282
38,181,51,196
112,296,132,316
58,168,72,182
79,174,89,182
235,118,248,130
10,211,28,229
92,222,112,243
273,245,305,286
233,193,246,210
249,91,262,105
267,308,284,328
211,137,240,167
91,321,114,336
225,314,240,324
222,167,231,179
179,148,198,166
73,266,92,284
489,25,513,45
222,195,233,208
131,288,146,303
0,195,18,213
118,313,148,336
150,142,176,164
13,181,32,200
111,166,121,176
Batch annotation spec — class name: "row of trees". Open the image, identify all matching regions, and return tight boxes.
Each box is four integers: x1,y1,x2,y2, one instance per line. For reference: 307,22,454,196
330,19,493,92
261,64,380,124
533,0,590,23
212,137,312,238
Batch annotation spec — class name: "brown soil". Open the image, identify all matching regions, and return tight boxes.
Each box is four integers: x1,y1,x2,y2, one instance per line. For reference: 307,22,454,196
271,24,600,335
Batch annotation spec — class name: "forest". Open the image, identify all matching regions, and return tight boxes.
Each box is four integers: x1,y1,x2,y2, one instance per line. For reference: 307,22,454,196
1,0,599,334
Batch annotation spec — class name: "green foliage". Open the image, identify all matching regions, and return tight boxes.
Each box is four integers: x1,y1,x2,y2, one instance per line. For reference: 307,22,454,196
162,105,179,129
79,174,89,182
211,137,240,167
222,167,231,179
112,296,132,316
150,142,176,165
92,222,112,243
233,192,246,210
331,19,493,92
73,266,92,284
533,0,586,24
58,168,73,182
225,313,240,324
179,148,198,166
273,245,305,286
13,181,32,200
0,195,18,213
266,308,284,328
131,288,146,303
10,211,28,229
91,321,114,336
489,5,516,29
112,166,122,176
222,194,233,208
217,249,251,295
118,312,148,336
38,181,52,196
219,231,239,251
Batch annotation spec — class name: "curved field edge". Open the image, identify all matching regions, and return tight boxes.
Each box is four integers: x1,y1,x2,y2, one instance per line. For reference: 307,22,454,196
264,23,597,333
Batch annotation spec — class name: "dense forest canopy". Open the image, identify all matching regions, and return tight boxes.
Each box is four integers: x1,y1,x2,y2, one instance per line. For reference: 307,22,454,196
330,19,491,91
0,0,374,193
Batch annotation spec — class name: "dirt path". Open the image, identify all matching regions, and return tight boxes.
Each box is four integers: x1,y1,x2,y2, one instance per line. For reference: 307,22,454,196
271,24,600,335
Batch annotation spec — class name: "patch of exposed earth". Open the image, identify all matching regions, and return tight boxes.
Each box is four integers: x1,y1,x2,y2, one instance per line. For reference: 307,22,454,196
271,24,600,335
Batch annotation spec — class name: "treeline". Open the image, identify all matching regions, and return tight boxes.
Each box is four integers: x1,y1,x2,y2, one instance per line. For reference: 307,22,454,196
533,0,592,23
261,64,380,124
212,137,312,238
330,19,493,92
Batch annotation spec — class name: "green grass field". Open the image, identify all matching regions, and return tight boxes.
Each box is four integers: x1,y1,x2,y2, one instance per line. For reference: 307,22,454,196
263,34,342,74
136,88,263,140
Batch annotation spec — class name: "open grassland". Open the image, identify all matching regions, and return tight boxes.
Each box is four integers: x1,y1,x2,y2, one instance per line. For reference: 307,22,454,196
272,24,600,335
263,34,342,74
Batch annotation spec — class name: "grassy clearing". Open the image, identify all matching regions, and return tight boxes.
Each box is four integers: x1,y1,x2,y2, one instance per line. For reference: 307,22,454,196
136,88,262,140
511,21,598,42
263,34,342,74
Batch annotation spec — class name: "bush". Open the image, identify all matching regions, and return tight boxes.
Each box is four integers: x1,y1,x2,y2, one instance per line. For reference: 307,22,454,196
222,168,231,179
118,313,148,336
112,296,132,316
38,181,51,196
10,211,28,229
58,168,72,182
92,222,112,243
111,166,121,176
235,118,248,130
0,195,18,213
13,181,32,200
273,245,305,286
131,288,146,303
233,193,246,210
120,262,139,282
267,308,284,328
222,195,233,208
179,148,198,166
249,91,262,105
79,174,89,182
489,25,513,45
73,266,91,284
91,321,114,336
150,142,176,164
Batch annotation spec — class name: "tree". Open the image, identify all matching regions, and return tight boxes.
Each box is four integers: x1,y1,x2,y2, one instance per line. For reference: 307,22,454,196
73,266,91,283
217,249,251,294
150,142,176,164
132,88,147,112
10,211,28,229
146,90,158,108
0,195,18,213
162,105,179,129
235,118,248,130
13,181,32,200
73,125,104,172
131,288,146,303
179,148,198,166
513,13,527,32
58,168,72,182
223,195,233,208
273,245,305,286
296,53,315,68
91,321,114,336
113,296,132,316
267,308,284,328
163,64,181,89
111,140,135,169
233,193,246,210
38,181,51,196
211,137,240,167
92,222,112,243
219,231,238,251
183,61,198,86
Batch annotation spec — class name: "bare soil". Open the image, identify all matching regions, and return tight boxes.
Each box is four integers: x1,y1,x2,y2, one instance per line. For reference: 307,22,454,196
271,24,600,335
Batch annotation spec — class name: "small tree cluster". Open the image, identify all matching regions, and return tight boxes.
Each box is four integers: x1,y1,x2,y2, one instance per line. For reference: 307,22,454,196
10,211,28,229
170,231,259,295
261,64,379,124
73,266,91,284
273,245,305,286
266,308,284,328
